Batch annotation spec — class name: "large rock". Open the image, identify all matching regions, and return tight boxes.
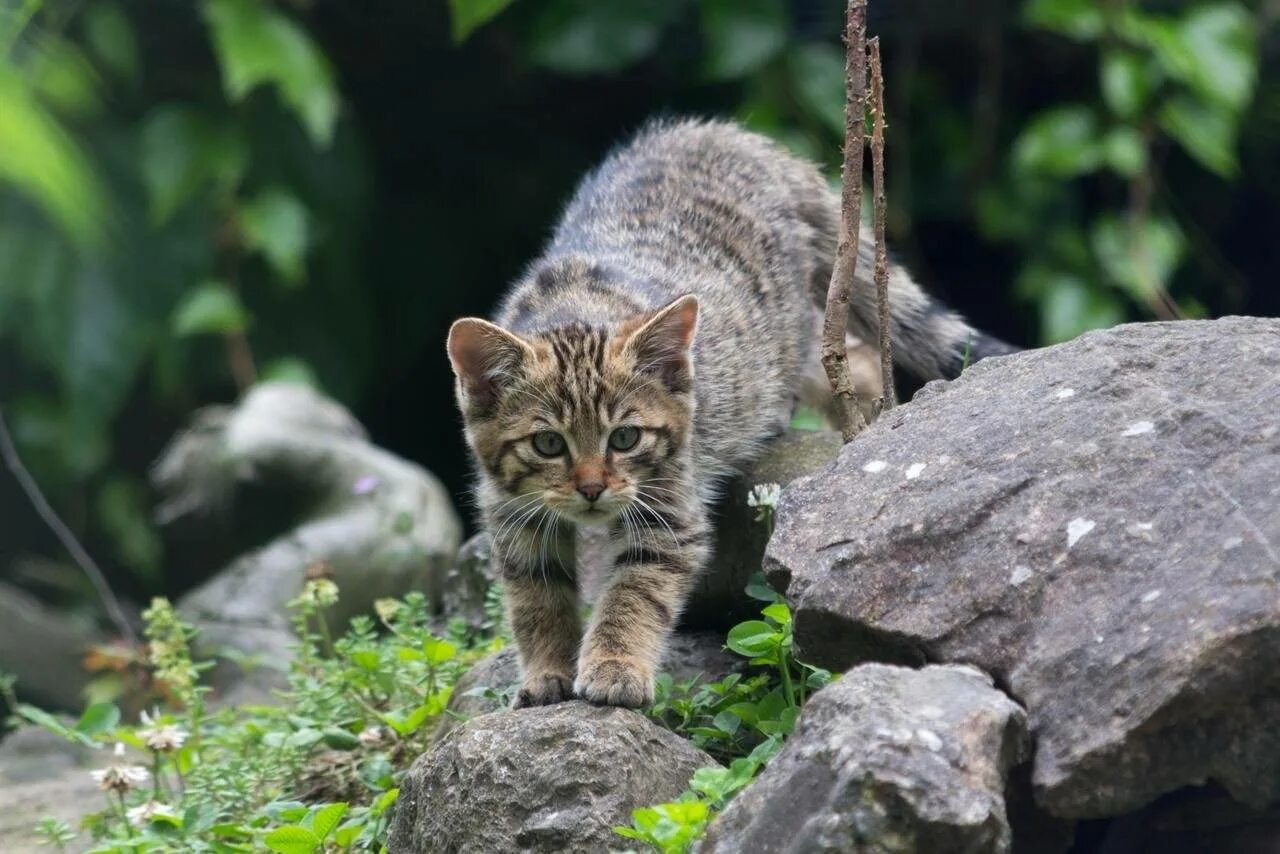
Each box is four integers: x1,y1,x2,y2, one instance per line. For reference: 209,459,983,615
389,702,714,853
765,318,1280,818
152,383,463,698
441,630,744,732
701,664,1029,853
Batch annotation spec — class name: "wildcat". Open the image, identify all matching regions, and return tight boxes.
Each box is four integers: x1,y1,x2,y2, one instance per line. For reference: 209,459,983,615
447,119,1014,709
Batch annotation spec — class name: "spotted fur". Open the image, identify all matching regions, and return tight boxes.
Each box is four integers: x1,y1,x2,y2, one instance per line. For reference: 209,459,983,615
447,119,1013,709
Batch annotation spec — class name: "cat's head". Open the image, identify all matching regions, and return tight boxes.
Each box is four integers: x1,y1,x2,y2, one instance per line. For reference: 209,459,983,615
447,295,698,526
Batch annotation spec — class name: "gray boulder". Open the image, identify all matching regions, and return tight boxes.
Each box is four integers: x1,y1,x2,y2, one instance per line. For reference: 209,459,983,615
441,630,744,732
152,383,463,698
765,317,1280,818
700,664,1028,854
389,702,714,853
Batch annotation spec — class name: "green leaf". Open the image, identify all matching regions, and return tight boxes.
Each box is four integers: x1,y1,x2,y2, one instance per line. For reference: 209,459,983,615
140,105,247,224
528,0,681,75
308,803,348,841
744,572,781,603
383,690,451,735
16,704,99,747
422,638,458,665
1101,126,1146,178
725,620,779,658
1023,0,1103,40
239,188,310,284
203,0,339,146
760,602,791,627
284,728,324,749
0,68,106,244
263,825,320,854
1012,105,1102,178
172,281,250,336
29,38,101,116
1174,3,1256,112
74,701,121,736
700,0,788,81
371,787,400,816
449,0,517,43
321,729,361,750
1158,96,1239,178
788,43,846,137
83,3,139,82
350,649,381,671
1100,51,1151,119
711,710,741,735
1091,213,1185,303
260,356,321,388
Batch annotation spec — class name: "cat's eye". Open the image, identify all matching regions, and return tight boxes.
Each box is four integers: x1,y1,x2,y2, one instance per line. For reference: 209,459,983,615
608,426,641,452
532,430,566,457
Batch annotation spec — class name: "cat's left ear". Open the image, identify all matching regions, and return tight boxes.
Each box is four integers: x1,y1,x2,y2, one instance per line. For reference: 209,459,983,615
615,294,699,393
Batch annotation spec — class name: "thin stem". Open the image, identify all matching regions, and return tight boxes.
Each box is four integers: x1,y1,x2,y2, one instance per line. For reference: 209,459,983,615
869,37,896,413
0,407,138,645
778,650,796,709
821,0,870,442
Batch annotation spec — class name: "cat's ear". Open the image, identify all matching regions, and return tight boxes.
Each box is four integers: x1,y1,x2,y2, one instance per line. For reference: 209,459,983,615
616,294,699,393
447,318,533,411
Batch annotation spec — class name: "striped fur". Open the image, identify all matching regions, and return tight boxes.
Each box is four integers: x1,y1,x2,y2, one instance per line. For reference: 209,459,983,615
448,119,1013,708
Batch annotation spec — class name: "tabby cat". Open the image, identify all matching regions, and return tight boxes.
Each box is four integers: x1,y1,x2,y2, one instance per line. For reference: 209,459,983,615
447,119,1013,708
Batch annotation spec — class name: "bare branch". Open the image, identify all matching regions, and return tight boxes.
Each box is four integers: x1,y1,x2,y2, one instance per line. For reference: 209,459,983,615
821,0,870,442
0,407,138,645
869,37,896,413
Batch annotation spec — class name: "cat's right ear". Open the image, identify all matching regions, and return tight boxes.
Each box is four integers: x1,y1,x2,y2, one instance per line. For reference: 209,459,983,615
447,318,532,412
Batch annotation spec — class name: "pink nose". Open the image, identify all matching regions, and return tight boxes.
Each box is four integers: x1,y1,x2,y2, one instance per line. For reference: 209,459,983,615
577,482,605,502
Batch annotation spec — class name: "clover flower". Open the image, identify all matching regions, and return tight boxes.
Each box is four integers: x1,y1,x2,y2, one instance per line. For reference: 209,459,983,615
747,483,781,509
138,709,188,752
90,743,149,794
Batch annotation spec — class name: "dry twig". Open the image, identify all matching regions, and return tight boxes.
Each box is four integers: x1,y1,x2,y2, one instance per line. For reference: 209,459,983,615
0,407,138,645
821,0,870,442
869,37,896,413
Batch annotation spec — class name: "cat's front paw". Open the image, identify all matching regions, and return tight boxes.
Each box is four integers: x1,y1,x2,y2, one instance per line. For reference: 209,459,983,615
574,658,653,708
513,672,575,709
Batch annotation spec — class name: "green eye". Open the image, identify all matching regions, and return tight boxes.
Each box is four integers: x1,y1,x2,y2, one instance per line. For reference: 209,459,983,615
532,431,566,457
609,426,641,451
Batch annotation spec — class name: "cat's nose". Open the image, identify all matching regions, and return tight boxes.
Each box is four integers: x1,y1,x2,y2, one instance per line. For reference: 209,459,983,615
576,481,605,502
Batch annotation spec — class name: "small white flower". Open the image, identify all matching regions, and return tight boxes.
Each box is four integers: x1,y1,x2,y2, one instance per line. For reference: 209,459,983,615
358,726,386,747
90,744,149,794
747,483,781,509
126,801,176,828
138,710,188,752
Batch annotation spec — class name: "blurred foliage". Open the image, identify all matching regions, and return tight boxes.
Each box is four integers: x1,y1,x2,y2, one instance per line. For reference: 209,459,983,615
0,0,1275,611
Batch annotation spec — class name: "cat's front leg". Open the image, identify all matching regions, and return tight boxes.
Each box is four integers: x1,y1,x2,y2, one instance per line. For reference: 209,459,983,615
492,522,581,708
575,507,710,708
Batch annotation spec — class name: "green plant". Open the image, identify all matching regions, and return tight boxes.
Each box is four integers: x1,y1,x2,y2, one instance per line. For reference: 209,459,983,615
627,571,832,853
980,0,1260,342
9,581,503,852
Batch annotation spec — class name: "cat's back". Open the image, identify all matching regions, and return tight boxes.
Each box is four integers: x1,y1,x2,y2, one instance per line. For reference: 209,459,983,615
550,119,833,295
496,119,835,478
